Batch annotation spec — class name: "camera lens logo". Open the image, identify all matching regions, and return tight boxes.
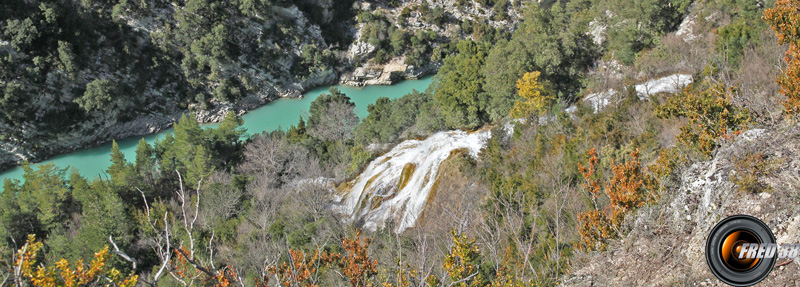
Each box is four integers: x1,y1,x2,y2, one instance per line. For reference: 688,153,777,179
706,215,776,286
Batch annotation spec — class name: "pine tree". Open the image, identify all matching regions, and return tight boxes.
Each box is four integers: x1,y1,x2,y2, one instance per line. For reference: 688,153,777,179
186,145,212,188
107,140,129,184
134,138,154,176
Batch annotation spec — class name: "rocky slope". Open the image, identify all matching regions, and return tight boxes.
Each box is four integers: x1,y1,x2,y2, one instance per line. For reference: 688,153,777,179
564,122,800,286
340,0,524,86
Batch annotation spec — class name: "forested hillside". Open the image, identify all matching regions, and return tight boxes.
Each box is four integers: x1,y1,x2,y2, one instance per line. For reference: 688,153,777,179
0,0,352,170
2,0,799,286
1,0,522,170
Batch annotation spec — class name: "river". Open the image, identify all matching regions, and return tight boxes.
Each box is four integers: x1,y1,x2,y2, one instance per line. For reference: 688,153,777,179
0,76,434,185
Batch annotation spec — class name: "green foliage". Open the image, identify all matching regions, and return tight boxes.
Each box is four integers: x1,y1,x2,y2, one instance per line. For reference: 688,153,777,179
0,163,74,244
50,176,133,265
347,144,373,177
494,0,509,20
355,97,394,143
206,111,246,167
655,76,751,156
407,30,439,67
4,18,39,51
0,0,779,285
57,40,79,80
153,113,246,186
308,88,353,128
75,78,115,112
0,0,187,157
307,88,359,142
421,4,448,26
134,138,155,177
709,0,771,69
298,44,334,74
106,140,139,199
0,0,348,164
592,0,691,65
0,81,27,127
717,17,767,67
16,163,75,233
287,116,310,143
0,111,247,273
482,1,597,120
471,20,502,43
460,19,474,34
433,40,490,129
358,11,432,65
416,98,447,133
730,152,776,193
354,90,431,144
606,24,655,65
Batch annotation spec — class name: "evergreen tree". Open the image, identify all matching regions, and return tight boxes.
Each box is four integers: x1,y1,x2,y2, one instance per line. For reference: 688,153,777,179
206,111,245,167
433,40,490,129
134,138,154,177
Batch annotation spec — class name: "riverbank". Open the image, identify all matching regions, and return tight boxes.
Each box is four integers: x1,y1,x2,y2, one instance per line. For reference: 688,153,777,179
0,75,435,184
0,64,437,174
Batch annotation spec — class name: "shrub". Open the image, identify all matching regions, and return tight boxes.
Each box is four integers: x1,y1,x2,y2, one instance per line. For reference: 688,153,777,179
14,235,138,286
655,77,750,157
764,0,800,116
577,148,657,251
730,152,776,193
442,230,485,287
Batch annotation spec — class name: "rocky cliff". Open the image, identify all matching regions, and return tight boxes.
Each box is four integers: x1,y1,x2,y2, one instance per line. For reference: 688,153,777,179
340,0,524,86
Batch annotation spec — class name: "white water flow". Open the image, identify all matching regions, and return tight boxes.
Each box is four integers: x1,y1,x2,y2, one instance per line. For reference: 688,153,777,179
584,74,693,112
336,130,491,232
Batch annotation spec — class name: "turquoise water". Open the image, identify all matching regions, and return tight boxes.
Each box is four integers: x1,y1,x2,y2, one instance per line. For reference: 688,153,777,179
0,76,434,184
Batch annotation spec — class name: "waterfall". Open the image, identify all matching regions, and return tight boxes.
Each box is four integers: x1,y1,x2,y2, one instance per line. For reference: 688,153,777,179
335,129,491,232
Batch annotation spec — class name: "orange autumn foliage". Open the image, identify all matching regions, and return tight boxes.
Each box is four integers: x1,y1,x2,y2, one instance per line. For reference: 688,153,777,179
259,229,377,287
170,245,244,287
265,249,332,287
337,229,379,287
576,148,657,251
764,0,800,115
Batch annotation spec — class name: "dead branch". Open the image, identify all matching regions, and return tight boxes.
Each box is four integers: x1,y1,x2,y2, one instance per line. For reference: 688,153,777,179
776,259,794,268
108,236,137,270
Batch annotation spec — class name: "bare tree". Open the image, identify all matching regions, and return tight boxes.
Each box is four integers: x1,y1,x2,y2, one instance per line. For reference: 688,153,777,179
112,171,246,286
308,101,359,142
734,31,788,125
241,134,319,189
292,179,334,222
199,171,243,229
